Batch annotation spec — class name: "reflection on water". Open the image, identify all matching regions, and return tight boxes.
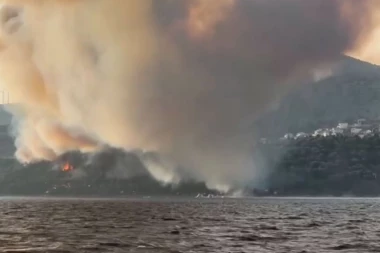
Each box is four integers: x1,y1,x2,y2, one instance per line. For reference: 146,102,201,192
0,197,379,252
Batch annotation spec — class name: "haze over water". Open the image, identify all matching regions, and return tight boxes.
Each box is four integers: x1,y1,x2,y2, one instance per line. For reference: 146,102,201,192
0,197,379,252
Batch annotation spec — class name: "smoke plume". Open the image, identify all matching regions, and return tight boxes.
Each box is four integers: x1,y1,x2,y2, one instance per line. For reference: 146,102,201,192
0,0,379,191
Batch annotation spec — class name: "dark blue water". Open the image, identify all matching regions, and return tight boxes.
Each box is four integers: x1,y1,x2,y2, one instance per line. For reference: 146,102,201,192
0,197,379,252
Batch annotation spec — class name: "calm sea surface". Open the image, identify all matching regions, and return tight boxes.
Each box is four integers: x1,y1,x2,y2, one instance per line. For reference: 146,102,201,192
0,197,379,252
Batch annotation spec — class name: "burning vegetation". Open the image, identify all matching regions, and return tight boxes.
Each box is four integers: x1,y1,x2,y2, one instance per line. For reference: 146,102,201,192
61,162,74,172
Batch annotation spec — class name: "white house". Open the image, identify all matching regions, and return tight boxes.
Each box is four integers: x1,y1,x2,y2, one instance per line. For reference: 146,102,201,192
283,133,294,139
295,132,308,139
351,128,362,134
337,123,349,129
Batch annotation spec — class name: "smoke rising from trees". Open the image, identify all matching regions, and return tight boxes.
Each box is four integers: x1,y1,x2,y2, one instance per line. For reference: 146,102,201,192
0,0,379,191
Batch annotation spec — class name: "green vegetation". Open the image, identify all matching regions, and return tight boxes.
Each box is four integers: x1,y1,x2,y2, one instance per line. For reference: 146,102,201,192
262,134,380,196
1,134,380,197
0,158,216,197
256,56,380,137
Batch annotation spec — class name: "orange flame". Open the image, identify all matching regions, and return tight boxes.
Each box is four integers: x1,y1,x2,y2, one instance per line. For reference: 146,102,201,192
62,162,74,172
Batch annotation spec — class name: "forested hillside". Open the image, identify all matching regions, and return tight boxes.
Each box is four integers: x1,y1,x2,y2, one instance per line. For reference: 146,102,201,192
256,56,380,137
261,134,380,196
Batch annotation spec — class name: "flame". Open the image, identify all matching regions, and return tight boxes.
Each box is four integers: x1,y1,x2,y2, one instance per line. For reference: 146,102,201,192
62,162,74,172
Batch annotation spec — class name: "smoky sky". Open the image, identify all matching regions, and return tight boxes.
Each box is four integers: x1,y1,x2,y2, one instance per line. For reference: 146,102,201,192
141,0,378,142
155,0,376,73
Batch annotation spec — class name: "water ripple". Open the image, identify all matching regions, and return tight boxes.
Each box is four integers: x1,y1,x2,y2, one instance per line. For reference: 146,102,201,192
0,198,378,252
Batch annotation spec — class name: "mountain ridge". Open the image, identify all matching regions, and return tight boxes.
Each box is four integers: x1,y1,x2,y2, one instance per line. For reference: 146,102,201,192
256,56,380,137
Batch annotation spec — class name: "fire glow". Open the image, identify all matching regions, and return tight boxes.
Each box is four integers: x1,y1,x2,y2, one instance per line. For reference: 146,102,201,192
62,162,74,172
0,0,380,192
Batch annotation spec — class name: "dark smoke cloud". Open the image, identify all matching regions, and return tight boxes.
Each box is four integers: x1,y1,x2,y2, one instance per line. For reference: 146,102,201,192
145,0,378,137
157,0,376,73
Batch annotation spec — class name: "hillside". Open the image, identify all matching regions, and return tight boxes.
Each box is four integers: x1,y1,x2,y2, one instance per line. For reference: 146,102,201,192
256,56,380,137
259,134,380,197
0,56,378,196
0,152,216,197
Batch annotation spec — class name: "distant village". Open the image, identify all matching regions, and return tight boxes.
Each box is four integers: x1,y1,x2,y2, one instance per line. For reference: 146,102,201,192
260,118,380,144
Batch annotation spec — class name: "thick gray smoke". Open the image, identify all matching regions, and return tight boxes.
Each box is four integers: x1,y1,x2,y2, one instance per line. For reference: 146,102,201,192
0,0,378,191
